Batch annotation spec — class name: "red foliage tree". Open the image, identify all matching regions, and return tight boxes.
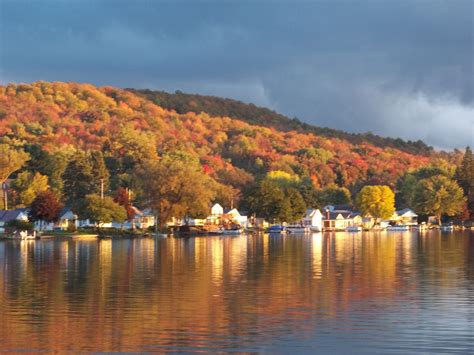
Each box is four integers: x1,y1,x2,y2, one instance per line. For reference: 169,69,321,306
29,190,64,224
114,187,135,221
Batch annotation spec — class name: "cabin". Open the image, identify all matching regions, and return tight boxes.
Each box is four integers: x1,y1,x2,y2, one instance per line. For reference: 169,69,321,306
206,203,224,225
131,208,155,229
223,208,248,227
323,209,360,231
211,203,224,216
252,217,269,230
0,209,29,233
56,208,77,230
110,207,155,229
391,208,418,225
37,207,78,231
302,209,323,231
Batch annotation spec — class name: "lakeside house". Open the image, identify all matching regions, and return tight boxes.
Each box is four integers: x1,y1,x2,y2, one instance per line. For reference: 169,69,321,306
323,210,361,231
322,205,362,231
112,207,155,229
391,208,418,225
36,207,78,231
205,203,248,227
169,203,249,229
302,209,323,231
0,209,29,233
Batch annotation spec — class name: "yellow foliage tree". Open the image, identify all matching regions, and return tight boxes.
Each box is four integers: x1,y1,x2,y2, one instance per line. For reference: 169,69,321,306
356,185,395,220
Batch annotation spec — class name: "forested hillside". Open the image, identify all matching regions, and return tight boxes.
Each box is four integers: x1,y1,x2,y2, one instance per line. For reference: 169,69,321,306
0,82,462,218
130,88,435,156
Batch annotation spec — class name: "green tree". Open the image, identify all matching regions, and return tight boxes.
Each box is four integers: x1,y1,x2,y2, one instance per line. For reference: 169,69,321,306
29,190,64,230
62,153,95,209
90,151,110,196
356,185,395,220
397,173,419,208
413,175,465,225
455,146,474,216
139,151,216,229
245,179,288,222
83,194,127,229
455,147,473,193
286,187,306,222
296,177,318,208
315,185,352,207
11,171,49,206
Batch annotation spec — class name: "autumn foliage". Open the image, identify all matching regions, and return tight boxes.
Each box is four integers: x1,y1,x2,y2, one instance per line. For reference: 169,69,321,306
0,82,460,211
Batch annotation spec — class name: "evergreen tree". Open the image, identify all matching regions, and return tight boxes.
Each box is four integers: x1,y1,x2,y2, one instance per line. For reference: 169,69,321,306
62,154,95,209
90,151,110,196
455,147,474,218
286,188,307,222
455,147,474,194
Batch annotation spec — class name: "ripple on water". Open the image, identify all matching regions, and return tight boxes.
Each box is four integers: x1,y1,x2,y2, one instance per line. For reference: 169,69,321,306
0,231,473,353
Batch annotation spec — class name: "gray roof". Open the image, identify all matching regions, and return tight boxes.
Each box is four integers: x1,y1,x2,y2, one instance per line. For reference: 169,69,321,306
396,208,417,216
0,209,27,222
324,211,354,220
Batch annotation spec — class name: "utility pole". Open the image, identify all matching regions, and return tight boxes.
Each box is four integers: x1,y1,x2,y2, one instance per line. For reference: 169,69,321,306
2,181,8,210
100,178,104,199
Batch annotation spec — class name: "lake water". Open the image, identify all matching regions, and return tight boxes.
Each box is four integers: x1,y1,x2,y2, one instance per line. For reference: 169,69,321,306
0,231,473,353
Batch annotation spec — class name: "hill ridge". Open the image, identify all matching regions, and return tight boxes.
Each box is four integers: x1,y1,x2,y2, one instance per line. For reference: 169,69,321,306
129,88,434,156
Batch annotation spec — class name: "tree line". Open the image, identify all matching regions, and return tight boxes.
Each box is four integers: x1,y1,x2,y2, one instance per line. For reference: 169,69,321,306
1,143,471,230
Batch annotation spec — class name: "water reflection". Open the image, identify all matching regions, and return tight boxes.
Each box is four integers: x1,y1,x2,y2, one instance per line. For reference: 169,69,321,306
0,231,473,353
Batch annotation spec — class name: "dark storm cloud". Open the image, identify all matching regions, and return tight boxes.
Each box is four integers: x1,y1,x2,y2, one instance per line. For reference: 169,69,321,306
1,0,473,149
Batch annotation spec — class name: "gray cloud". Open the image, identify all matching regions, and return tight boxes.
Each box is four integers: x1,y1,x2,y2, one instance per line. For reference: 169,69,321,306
1,0,473,149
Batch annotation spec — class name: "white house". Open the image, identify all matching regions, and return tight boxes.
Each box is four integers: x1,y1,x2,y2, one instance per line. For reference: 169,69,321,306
0,209,29,233
224,208,248,228
211,203,224,216
37,207,78,231
110,207,155,229
302,209,323,232
391,208,418,225
323,209,361,231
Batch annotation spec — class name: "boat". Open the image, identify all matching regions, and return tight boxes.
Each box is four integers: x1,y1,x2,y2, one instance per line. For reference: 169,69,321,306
386,225,410,231
309,226,322,232
286,225,309,234
346,226,362,232
267,225,286,234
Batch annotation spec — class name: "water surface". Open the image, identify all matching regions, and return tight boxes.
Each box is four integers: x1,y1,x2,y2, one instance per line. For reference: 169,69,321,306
0,231,473,353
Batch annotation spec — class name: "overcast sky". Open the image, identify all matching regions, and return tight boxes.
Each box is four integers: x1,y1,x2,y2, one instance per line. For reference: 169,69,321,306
1,0,473,149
